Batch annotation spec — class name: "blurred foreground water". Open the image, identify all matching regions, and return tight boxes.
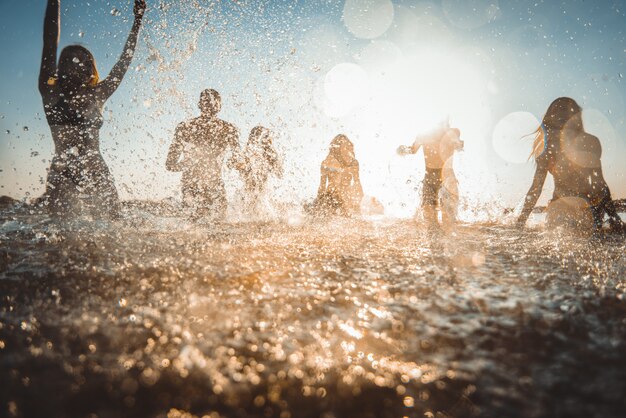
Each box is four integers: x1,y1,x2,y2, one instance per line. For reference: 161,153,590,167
1,202,625,418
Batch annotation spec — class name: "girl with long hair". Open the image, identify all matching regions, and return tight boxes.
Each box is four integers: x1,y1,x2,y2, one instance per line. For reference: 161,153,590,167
232,126,283,212
307,134,364,216
38,0,146,218
517,97,623,231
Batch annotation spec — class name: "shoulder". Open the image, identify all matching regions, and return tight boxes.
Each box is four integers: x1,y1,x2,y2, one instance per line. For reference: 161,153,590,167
582,133,600,145
217,119,237,131
321,156,337,171
416,129,440,144
581,133,602,155
181,117,199,127
176,120,191,131
175,119,197,138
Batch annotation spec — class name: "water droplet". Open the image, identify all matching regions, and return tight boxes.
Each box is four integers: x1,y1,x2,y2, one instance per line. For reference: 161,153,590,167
23,126,29,132
78,31,85,38
72,57,80,63
111,8,121,16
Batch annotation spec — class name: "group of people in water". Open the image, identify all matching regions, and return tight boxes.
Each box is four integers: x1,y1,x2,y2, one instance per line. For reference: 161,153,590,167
165,88,283,219
34,0,623,233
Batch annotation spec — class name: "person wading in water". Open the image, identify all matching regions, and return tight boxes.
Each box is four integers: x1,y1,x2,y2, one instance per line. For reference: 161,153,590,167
231,126,283,215
517,97,623,232
397,120,464,230
306,134,364,217
166,89,240,220
38,0,146,218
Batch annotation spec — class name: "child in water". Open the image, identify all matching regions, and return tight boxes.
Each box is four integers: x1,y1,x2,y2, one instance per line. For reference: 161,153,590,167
397,120,464,229
307,134,364,216
231,126,283,213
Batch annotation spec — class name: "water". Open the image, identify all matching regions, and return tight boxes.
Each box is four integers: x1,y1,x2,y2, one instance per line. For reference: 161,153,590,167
1,203,625,418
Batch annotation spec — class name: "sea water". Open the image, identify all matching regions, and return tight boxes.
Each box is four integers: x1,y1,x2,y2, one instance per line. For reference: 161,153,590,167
1,204,625,417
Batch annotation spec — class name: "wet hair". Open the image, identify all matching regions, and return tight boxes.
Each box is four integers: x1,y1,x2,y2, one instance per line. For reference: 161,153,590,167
57,45,99,87
329,134,355,165
529,97,584,160
330,134,351,149
199,89,222,114
249,126,271,145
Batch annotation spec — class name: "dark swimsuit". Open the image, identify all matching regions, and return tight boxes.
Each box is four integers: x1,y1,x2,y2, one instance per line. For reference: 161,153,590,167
422,168,443,208
541,128,619,230
43,93,120,218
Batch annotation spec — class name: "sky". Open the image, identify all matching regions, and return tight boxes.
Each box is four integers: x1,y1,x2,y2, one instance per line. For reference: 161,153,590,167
0,0,625,218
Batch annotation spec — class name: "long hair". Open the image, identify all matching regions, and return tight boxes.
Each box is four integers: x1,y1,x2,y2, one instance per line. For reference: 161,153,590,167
248,126,275,162
528,123,548,161
57,45,100,87
249,126,271,146
529,97,583,160
329,134,355,166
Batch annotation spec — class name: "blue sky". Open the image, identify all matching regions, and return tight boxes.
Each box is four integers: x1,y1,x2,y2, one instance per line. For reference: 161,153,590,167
0,0,625,215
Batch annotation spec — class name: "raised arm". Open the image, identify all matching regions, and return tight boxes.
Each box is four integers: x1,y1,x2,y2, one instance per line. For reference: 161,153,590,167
517,160,548,226
98,0,146,99
397,140,422,155
165,125,185,172
39,0,60,95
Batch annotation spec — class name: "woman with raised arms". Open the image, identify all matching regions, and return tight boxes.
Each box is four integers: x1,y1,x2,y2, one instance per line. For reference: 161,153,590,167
38,0,146,218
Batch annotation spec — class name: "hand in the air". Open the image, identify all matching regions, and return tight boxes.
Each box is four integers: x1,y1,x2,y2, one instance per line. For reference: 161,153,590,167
397,145,411,156
134,0,147,18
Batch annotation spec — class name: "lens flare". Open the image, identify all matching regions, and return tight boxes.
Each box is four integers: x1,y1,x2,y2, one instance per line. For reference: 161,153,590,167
343,0,394,39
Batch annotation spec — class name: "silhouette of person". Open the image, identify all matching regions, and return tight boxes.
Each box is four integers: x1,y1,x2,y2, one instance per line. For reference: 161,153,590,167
231,126,283,212
166,89,240,219
517,97,623,231
38,0,146,218
397,120,464,228
307,134,364,216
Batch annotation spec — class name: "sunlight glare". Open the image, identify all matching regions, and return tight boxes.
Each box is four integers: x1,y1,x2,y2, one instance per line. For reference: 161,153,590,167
321,46,495,217
442,0,501,30
323,63,370,118
343,0,395,39
493,111,540,164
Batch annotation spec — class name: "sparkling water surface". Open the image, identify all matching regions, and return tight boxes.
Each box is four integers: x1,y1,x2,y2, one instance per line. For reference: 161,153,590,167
1,204,625,418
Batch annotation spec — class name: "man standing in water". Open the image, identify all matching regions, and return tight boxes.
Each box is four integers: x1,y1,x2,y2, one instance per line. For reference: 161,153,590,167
397,119,464,230
166,89,240,219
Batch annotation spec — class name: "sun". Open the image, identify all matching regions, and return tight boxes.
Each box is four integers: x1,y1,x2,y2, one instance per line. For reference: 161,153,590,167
319,46,495,217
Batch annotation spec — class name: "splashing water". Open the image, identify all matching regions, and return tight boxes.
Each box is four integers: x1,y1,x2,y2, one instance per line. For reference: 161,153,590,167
1,0,626,417
0,203,624,417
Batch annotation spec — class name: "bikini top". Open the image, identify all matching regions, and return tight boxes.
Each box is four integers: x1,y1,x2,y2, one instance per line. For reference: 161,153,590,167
45,94,104,130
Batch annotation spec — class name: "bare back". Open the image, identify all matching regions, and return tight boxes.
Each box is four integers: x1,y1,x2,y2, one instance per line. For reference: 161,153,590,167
416,127,461,170
168,116,239,186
